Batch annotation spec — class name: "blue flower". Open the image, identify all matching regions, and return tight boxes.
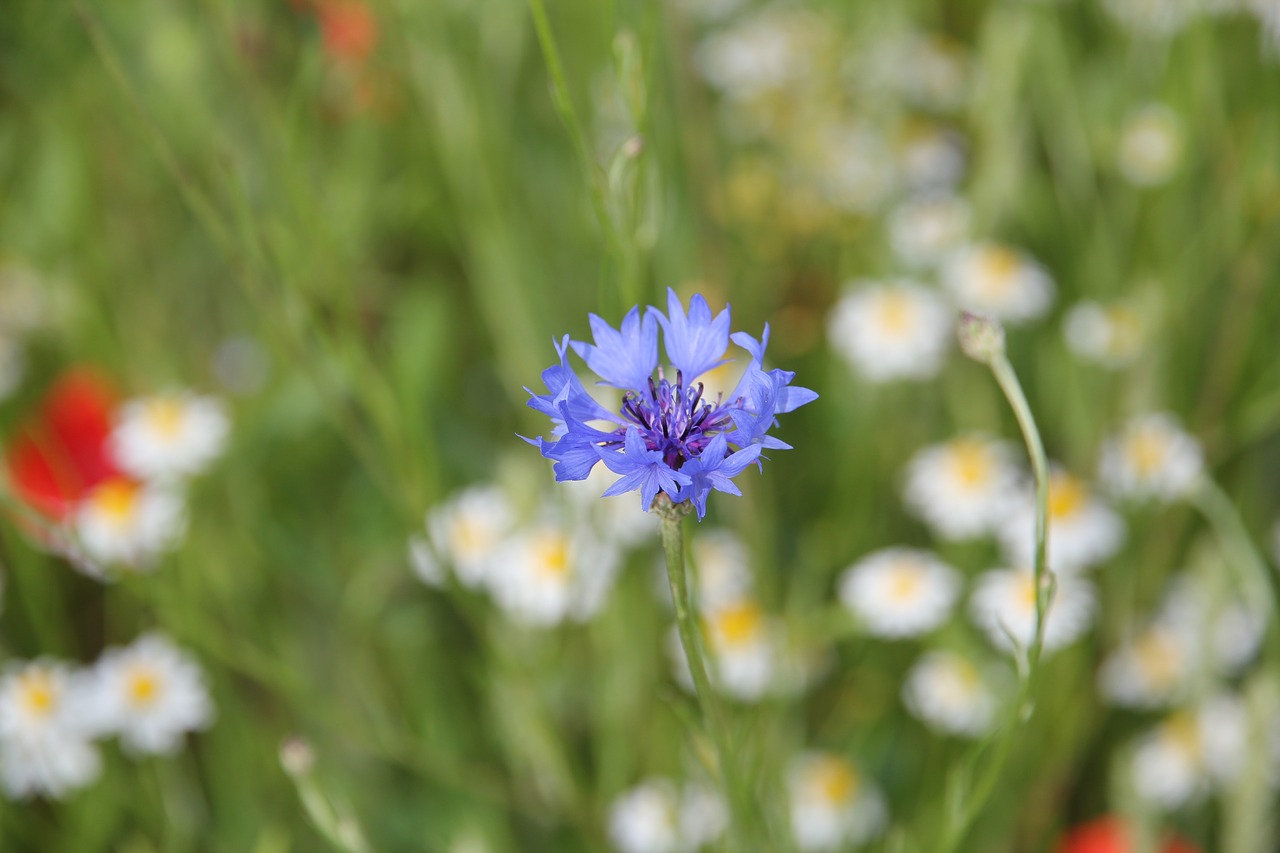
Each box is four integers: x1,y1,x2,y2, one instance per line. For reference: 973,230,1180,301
525,289,816,514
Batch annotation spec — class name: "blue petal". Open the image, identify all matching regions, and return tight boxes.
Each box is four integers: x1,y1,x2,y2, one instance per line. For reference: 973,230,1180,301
570,307,657,390
651,289,731,382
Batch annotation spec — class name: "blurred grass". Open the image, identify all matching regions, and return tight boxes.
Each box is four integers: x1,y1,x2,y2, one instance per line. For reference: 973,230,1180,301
1,0,1279,850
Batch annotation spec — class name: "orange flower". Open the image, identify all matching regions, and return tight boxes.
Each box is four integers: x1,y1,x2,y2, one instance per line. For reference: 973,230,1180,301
317,1,378,65
1057,817,1201,853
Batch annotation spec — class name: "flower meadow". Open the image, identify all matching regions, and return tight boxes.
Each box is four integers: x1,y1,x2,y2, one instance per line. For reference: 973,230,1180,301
3,0,1280,851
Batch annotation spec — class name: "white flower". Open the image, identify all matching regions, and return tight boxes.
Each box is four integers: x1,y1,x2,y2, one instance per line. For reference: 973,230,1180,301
74,478,186,572
562,464,660,547
827,280,952,382
1102,0,1199,37
1063,299,1147,368
424,486,515,588
607,779,725,853
407,534,445,587
87,633,213,755
812,123,896,213
1098,625,1193,709
1117,104,1183,186
902,651,998,737
787,753,887,851
970,568,1095,655
0,661,101,799
942,244,1055,323
1158,572,1264,676
694,11,815,101
998,470,1126,573
609,779,684,853
895,124,966,191
902,435,1021,540
1131,694,1249,809
110,393,230,480
690,529,754,610
488,522,621,627
838,548,961,638
863,34,969,111
888,193,971,269
699,598,777,701
1100,413,1203,501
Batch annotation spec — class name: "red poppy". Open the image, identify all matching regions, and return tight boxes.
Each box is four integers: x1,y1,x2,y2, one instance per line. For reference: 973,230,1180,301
1057,817,1201,853
5,369,120,520
317,1,378,65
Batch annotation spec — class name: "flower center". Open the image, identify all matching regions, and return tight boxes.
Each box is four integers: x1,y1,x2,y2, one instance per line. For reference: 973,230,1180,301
1048,474,1087,520
811,757,858,805
17,670,57,719
947,439,991,488
532,533,571,579
618,370,736,470
876,291,916,336
1162,712,1202,759
707,600,763,648
1128,428,1170,476
978,246,1020,293
145,398,186,439
886,562,924,602
91,478,141,525
1134,630,1181,687
126,666,162,707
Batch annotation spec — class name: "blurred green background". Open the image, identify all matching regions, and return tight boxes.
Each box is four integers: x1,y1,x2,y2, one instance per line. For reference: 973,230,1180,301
2,0,1280,850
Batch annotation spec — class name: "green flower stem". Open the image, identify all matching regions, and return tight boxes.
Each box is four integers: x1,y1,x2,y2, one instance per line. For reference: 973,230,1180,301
939,348,1053,853
1190,476,1280,643
657,501,755,848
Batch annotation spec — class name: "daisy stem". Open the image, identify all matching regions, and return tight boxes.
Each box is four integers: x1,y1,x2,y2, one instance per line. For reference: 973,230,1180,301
938,350,1053,853
1190,476,1280,630
658,505,756,849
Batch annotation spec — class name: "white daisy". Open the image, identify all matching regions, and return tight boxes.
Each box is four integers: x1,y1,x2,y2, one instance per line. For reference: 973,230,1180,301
424,485,515,588
787,753,887,851
887,193,972,269
970,568,1095,655
902,434,1021,540
0,661,101,799
838,548,961,638
1098,624,1194,709
827,280,952,382
894,124,966,191
1063,299,1147,368
607,779,727,853
1157,572,1264,676
812,123,896,214
864,34,969,112
700,597,777,701
73,477,186,571
694,11,815,101
690,529,753,610
608,779,684,853
110,392,230,480
942,244,1055,323
902,651,999,738
998,470,1126,573
1117,104,1183,187
1102,0,1199,37
488,522,621,627
1099,413,1203,502
407,533,445,587
1131,694,1249,809
87,633,213,755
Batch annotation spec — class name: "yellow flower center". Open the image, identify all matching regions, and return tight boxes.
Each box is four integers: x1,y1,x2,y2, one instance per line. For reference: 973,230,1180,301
1127,428,1170,477
947,439,991,489
707,600,763,648
532,533,571,579
876,291,916,336
92,479,141,525
811,757,858,805
1162,711,1202,759
126,667,162,707
1134,630,1181,688
1048,474,1087,520
450,517,487,559
977,246,1020,294
17,670,57,719
886,562,923,602
145,398,186,439
1105,306,1142,358
1017,574,1038,613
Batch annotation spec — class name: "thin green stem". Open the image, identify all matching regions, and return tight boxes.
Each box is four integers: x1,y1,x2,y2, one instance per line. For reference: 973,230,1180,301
658,504,755,849
938,350,1053,853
